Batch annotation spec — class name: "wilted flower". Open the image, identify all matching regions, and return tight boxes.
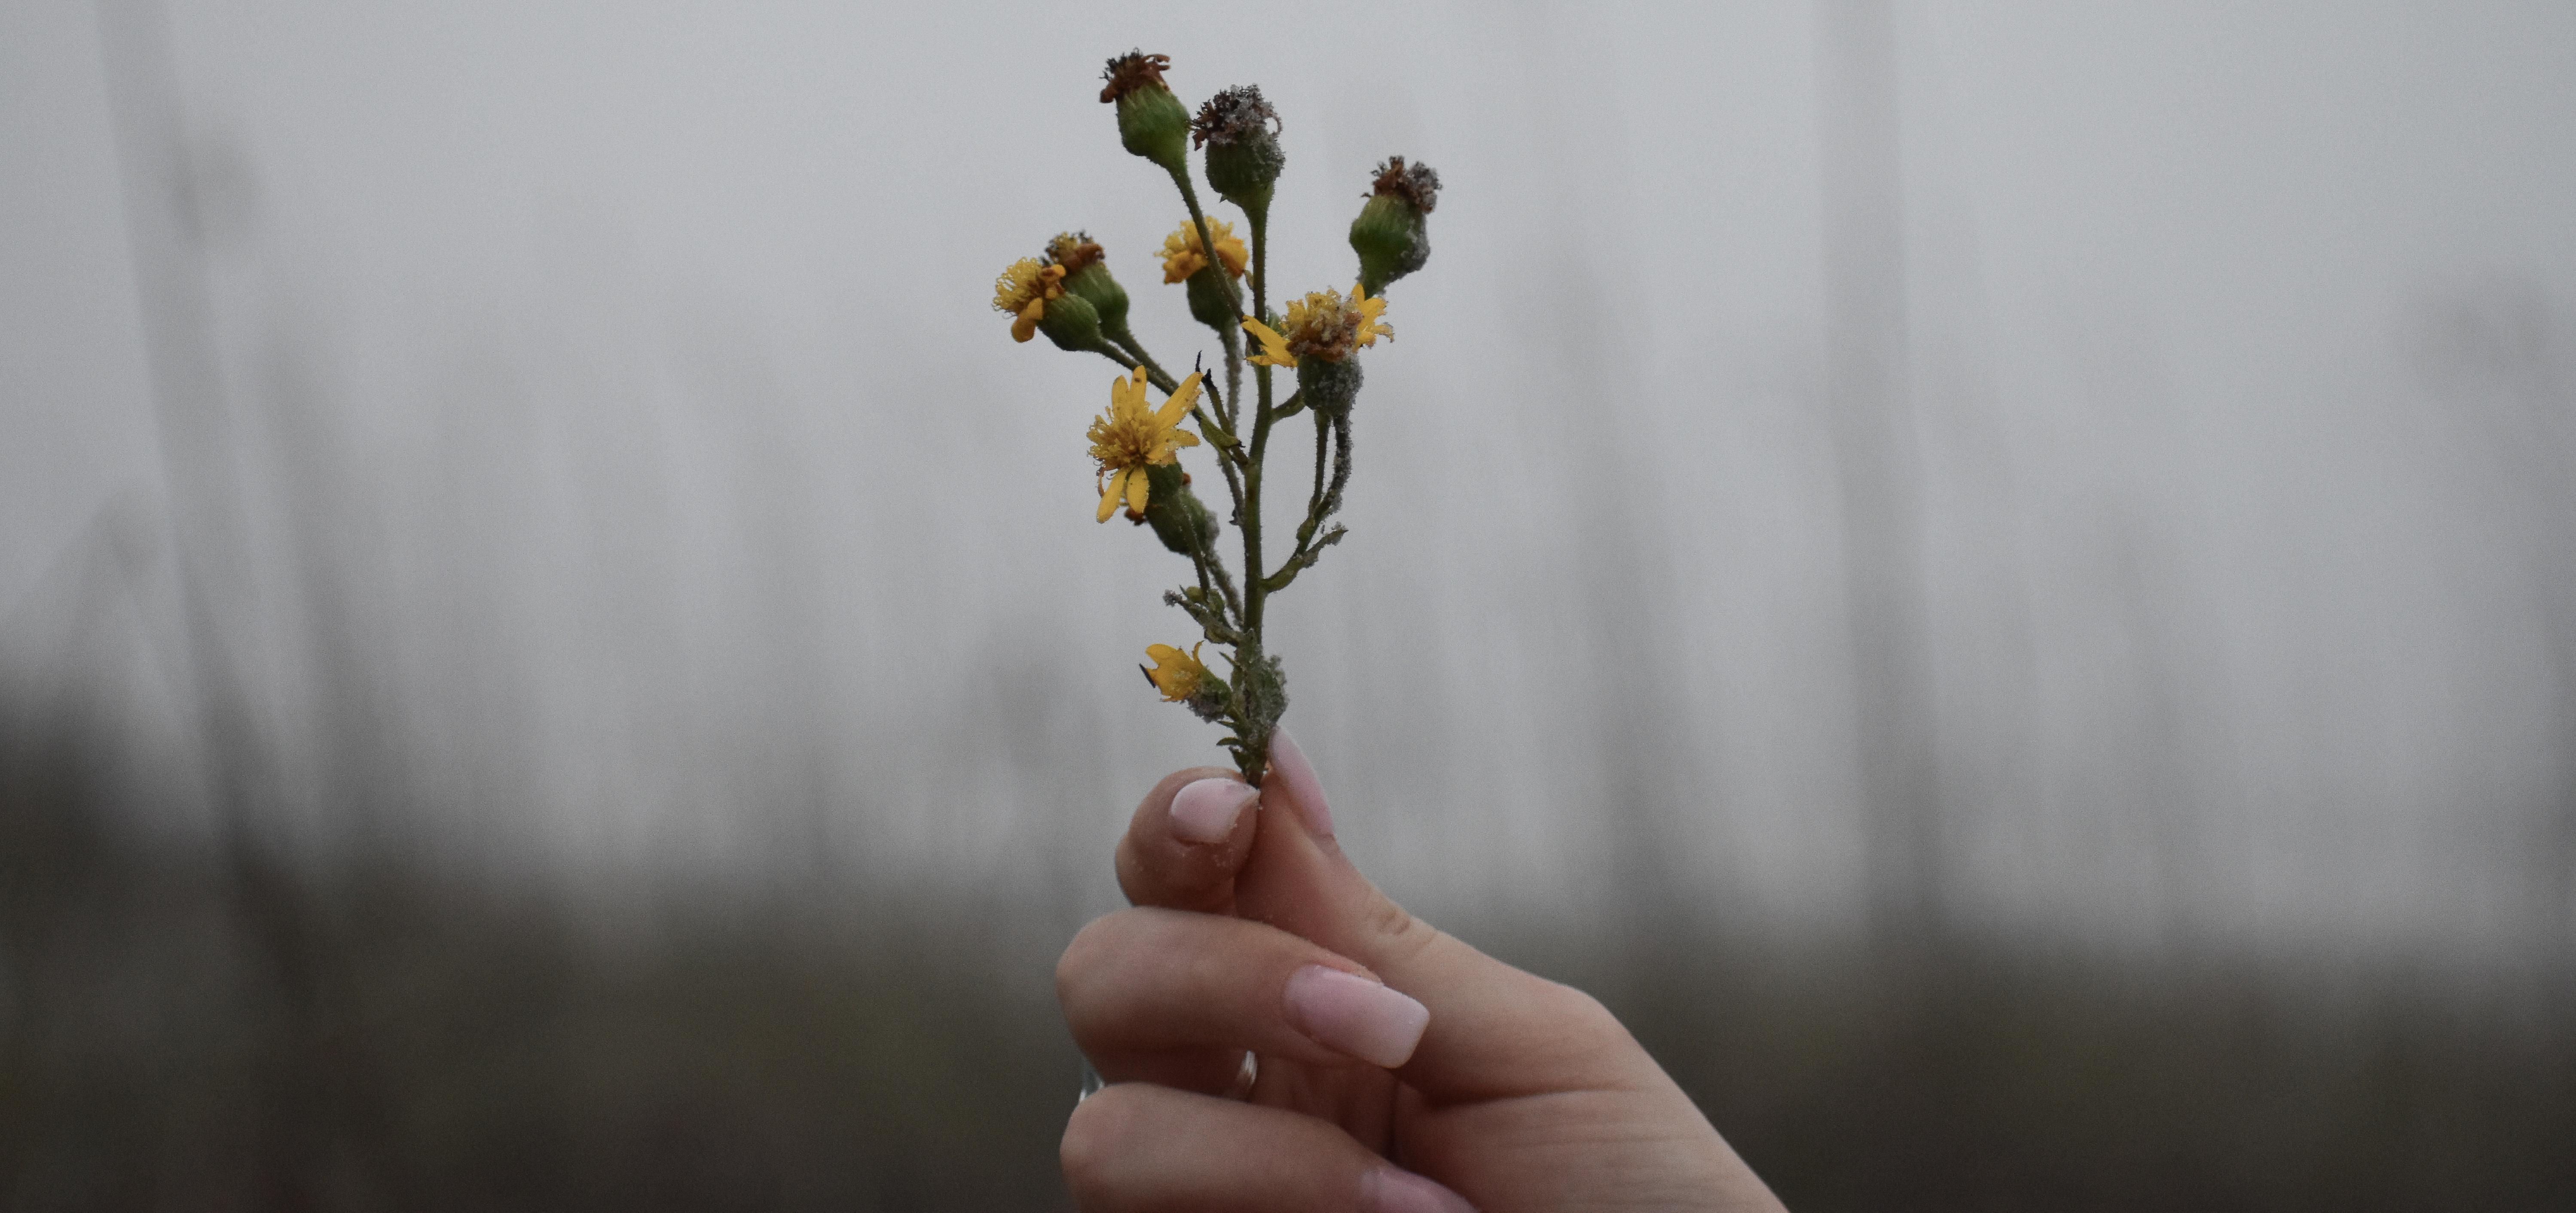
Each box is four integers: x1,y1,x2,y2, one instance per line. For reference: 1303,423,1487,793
1351,156,1441,294
1142,642,1212,701
1100,51,1191,172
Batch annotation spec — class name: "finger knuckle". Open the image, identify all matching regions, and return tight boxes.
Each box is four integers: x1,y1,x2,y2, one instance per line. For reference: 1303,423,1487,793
1540,980,1621,1038
1529,979,1641,1069
1363,893,1438,965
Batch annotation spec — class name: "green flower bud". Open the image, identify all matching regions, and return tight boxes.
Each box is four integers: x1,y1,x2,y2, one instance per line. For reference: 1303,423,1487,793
1035,288,1105,353
1062,263,1128,331
1349,156,1441,296
1100,52,1190,174
1296,350,1364,418
1194,86,1284,217
1047,232,1129,332
1141,462,1219,557
1185,265,1237,332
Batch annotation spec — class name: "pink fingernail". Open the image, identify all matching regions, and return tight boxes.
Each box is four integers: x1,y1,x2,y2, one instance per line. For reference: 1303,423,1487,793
1283,964,1427,1069
1265,728,1334,837
1169,778,1256,843
1360,1167,1479,1213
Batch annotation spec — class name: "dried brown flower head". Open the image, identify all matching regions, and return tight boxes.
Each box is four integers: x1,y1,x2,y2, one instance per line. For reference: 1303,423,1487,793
1192,85,1280,150
1045,231,1106,277
1369,156,1442,214
1099,51,1173,103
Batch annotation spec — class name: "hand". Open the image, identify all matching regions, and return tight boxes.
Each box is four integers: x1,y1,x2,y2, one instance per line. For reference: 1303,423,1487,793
1056,732,1788,1211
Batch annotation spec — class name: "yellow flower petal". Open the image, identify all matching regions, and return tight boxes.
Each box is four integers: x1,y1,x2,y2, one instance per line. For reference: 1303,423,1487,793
1125,463,1152,514
1097,474,1125,523
1154,372,1203,429
1143,641,1211,701
1242,318,1296,368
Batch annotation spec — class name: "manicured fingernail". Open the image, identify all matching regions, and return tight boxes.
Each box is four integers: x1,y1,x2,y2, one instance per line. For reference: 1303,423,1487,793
1360,1167,1478,1213
1169,778,1256,843
1265,728,1334,837
1284,964,1427,1069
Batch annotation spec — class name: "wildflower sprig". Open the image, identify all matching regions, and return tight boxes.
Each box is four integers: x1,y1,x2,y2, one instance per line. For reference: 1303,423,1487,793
990,51,1440,783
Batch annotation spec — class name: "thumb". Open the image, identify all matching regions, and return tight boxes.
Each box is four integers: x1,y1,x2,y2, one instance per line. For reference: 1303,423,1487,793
1238,730,1654,1106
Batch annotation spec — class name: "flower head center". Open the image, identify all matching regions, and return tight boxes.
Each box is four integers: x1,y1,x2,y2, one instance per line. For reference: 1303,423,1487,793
1279,283,1392,363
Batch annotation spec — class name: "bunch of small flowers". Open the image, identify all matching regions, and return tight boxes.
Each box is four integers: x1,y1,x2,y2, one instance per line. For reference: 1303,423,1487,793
988,51,1440,782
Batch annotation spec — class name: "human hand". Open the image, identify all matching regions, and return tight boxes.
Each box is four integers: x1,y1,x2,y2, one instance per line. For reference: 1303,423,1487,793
1056,733,1788,1211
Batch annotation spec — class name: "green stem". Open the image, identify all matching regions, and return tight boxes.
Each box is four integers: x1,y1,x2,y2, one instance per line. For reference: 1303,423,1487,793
1250,207,1268,333
1220,327,1244,441
1244,209,1279,636
1307,409,1328,530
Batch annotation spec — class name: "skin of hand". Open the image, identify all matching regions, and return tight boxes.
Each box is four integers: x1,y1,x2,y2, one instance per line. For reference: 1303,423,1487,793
1056,733,1789,1212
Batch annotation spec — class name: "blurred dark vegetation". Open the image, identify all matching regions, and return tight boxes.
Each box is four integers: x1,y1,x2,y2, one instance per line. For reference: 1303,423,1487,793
6,704,2573,1212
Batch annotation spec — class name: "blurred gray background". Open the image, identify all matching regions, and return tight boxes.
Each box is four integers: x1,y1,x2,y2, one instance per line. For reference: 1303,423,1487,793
3,1,2573,1209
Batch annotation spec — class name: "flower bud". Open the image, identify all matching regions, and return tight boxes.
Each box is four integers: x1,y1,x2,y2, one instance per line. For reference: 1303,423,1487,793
1034,288,1106,353
1047,232,1129,333
1140,463,1219,557
1185,266,1237,331
1194,86,1285,217
1100,52,1190,175
1296,351,1363,418
1349,156,1441,296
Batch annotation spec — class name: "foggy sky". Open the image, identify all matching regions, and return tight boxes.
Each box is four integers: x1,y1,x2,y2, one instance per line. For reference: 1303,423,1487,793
4,1,2573,966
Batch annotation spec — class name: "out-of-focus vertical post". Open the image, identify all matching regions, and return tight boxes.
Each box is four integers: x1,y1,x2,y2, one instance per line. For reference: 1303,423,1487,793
1816,0,1944,945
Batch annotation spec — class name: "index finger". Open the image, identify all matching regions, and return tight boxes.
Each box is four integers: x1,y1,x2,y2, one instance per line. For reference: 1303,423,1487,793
1114,766,1262,914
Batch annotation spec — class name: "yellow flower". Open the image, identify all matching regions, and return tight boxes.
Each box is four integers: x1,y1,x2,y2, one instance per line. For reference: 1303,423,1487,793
1158,217,1248,284
1242,317,1296,368
1350,282,1392,349
1087,366,1204,522
1271,282,1393,363
1143,642,1211,701
993,258,1066,343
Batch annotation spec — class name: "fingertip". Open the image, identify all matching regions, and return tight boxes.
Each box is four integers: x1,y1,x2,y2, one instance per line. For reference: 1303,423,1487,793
1170,776,1259,844
1116,766,1259,912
